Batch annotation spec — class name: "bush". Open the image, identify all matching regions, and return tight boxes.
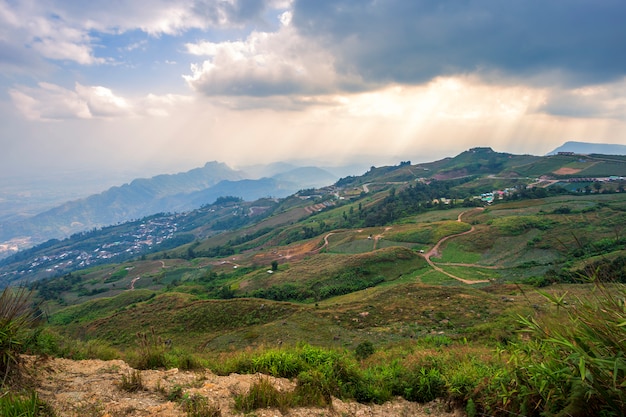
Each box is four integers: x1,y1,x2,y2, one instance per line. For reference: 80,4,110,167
401,367,446,403
292,369,333,407
355,341,375,360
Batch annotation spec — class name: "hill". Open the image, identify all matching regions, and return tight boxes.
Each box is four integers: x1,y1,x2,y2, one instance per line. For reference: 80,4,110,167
3,147,626,417
547,141,626,155
3,147,626,287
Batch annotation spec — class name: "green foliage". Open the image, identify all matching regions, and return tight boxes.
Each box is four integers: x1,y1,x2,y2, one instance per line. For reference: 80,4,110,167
402,367,446,403
0,287,40,386
180,393,221,417
292,369,334,407
0,391,56,417
104,267,129,283
233,377,287,413
26,329,120,361
129,327,167,370
355,340,375,360
490,215,555,235
167,349,205,371
494,283,626,416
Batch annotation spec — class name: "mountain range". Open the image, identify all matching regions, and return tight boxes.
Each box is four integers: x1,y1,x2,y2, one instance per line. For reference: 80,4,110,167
0,162,338,255
547,141,626,155
1,141,625,261
2,145,626,287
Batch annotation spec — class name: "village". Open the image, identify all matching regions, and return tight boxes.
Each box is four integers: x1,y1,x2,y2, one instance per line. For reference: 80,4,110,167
0,214,182,281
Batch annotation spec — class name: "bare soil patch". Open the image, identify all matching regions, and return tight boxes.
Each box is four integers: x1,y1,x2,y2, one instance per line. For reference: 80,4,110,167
26,356,461,417
553,167,582,175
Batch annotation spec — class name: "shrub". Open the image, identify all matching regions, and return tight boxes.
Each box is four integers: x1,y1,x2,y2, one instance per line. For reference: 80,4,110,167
355,340,375,360
292,369,333,407
402,367,446,403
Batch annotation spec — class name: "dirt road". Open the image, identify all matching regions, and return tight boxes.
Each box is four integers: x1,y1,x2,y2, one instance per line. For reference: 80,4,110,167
423,208,489,284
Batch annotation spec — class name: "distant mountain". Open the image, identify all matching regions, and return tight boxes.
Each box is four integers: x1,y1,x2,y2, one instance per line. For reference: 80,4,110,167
547,141,626,156
0,161,243,247
271,167,339,189
0,162,340,253
240,162,300,178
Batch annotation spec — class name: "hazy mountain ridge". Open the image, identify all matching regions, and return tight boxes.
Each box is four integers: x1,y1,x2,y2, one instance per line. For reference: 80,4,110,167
3,146,626,287
0,163,339,253
547,141,626,155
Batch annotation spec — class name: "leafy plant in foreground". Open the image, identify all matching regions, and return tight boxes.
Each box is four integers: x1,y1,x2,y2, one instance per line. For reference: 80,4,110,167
0,391,56,416
502,282,626,416
0,287,40,386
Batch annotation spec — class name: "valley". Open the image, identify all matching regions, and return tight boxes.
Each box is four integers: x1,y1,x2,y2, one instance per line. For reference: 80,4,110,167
2,147,626,416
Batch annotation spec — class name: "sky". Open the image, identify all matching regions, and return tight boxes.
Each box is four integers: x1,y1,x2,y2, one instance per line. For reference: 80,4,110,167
1,0,626,184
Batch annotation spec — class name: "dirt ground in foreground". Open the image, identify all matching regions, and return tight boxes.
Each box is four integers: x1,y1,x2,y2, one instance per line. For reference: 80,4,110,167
24,356,464,417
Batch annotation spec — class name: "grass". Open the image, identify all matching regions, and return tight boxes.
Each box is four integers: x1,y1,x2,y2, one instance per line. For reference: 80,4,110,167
438,265,500,282
431,241,482,264
0,391,56,417
180,393,221,417
119,369,144,392
1,287,40,387
21,192,626,415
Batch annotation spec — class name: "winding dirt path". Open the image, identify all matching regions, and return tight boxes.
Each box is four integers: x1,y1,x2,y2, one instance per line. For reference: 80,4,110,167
312,232,335,253
372,227,392,250
423,208,490,284
129,276,141,290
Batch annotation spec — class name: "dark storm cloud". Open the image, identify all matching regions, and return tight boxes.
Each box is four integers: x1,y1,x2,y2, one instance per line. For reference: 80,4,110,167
291,0,626,86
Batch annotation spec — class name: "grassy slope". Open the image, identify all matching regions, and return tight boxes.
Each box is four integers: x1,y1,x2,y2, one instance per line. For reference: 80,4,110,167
30,154,626,358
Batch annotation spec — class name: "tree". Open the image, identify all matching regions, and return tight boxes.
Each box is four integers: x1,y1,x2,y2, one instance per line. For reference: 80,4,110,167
593,181,602,193
271,260,278,271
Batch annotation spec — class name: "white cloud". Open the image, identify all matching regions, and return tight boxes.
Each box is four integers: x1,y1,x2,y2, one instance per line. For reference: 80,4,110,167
9,83,91,121
9,82,191,121
541,77,626,120
183,18,360,97
0,0,288,70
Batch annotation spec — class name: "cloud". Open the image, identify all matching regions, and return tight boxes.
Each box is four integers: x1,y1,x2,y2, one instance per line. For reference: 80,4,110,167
0,0,288,73
9,83,92,120
540,78,626,120
291,0,626,87
9,82,190,121
183,11,364,98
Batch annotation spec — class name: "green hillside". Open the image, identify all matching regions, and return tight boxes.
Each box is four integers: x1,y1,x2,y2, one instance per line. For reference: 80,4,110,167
3,148,626,416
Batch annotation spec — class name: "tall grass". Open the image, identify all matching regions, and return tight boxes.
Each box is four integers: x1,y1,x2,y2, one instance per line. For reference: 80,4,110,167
0,391,55,417
127,327,167,369
478,281,626,416
0,287,40,386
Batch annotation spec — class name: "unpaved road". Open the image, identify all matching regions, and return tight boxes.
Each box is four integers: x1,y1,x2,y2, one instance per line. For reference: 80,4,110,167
423,208,489,284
